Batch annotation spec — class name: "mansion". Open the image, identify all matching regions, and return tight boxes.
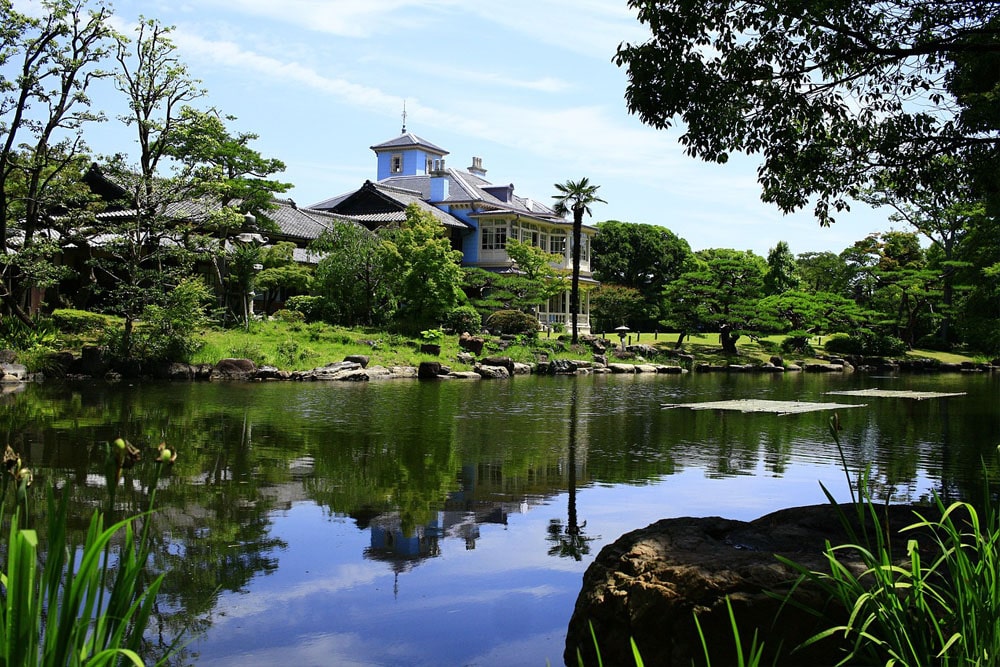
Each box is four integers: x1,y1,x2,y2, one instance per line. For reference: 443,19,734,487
311,131,596,333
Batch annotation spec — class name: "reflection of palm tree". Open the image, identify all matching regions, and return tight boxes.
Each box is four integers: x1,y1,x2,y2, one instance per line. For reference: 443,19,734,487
546,386,595,560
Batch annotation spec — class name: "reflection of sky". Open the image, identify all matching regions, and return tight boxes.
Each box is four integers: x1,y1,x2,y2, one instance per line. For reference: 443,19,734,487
189,501,586,666
188,460,864,666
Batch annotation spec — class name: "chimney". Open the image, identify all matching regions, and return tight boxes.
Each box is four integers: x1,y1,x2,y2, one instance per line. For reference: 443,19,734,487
430,159,449,201
468,156,487,177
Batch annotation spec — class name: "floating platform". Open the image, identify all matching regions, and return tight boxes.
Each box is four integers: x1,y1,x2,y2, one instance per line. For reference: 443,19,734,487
660,399,866,415
825,389,966,400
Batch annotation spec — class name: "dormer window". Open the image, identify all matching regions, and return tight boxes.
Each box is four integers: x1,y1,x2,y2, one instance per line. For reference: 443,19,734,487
391,154,403,174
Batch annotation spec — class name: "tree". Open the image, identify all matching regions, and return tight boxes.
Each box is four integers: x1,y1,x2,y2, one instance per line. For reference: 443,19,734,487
955,224,1000,355
255,242,312,314
590,284,645,333
505,238,568,303
591,220,693,328
96,17,287,351
312,220,393,326
661,249,766,354
763,241,799,296
844,231,940,347
161,107,291,314
757,291,868,337
89,17,208,356
381,204,464,332
614,1,1000,223
0,0,114,321
862,182,980,346
552,178,605,343
796,251,850,295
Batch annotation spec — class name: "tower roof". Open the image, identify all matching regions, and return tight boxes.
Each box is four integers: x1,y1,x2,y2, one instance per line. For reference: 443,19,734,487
370,132,448,156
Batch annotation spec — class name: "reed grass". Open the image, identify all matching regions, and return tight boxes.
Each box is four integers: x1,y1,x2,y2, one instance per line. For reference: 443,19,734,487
693,418,1000,667
776,425,1000,666
0,441,180,666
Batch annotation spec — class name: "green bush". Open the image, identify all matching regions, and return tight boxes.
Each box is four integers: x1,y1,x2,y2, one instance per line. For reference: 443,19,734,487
273,308,305,323
823,329,907,357
780,331,814,356
130,278,213,362
444,305,482,334
823,333,854,354
284,295,329,322
0,315,57,350
51,309,115,335
485,310,539,337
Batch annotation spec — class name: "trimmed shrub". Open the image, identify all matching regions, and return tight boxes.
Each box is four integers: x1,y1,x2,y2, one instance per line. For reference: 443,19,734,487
823,329,908,357
444,306,482,334
284,295,328,322
273,309,305,323
823,333,855,354
485,310,539,337
51,309,116,334
780,331,814,356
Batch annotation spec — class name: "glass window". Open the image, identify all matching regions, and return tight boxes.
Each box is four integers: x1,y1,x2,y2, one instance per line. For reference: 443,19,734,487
481,221,508,250
391,154,403,174
549,233,566,255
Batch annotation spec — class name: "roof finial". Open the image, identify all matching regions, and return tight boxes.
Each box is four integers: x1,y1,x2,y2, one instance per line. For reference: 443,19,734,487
401,99,407,134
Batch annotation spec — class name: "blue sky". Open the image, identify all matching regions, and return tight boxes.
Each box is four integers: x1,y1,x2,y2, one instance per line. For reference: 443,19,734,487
27,0,897,257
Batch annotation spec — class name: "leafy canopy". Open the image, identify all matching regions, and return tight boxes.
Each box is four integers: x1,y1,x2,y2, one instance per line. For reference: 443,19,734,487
614,1,1000,222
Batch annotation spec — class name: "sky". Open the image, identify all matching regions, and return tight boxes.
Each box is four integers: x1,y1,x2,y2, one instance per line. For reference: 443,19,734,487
22,0,900,257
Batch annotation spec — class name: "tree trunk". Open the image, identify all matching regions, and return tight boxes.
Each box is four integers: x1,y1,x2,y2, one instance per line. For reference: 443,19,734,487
720,327,739,355
570,211,583,344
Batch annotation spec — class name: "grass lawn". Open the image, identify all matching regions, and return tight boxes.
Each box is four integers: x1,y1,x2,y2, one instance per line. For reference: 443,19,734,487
47,309,982,371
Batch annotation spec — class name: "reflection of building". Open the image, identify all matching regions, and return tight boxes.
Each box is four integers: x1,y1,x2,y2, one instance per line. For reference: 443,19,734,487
311,130,597,332
362,468,559,573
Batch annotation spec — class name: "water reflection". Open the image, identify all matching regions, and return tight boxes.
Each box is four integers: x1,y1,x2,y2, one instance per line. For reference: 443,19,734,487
0,373,995,664
546,384,597,561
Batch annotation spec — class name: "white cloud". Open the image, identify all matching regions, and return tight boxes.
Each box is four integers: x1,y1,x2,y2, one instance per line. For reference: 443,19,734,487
189,0,463,38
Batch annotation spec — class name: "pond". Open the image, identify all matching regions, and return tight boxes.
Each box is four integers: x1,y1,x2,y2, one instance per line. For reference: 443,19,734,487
3,371,998,666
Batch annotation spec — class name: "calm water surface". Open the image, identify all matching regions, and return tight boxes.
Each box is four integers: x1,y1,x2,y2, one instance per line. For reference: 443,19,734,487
3,371,998,666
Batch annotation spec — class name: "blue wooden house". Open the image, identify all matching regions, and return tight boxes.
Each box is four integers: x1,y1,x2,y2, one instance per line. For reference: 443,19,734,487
312,131,596,332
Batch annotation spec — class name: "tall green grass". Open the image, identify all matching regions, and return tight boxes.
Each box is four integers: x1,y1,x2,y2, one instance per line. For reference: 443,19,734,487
0,441,180,666
693,419,1000,666
774,421,1000,666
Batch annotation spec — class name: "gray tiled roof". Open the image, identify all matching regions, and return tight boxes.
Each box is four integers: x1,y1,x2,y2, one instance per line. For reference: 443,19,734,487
82,197,354,244
370,132,448,155
380,168,563,221
266,198,349,241
311,181,470,230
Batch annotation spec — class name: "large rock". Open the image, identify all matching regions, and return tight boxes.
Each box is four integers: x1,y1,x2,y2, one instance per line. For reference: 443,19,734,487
565,503,926,667
480,356,515,373
459,333,486,355
210,358,257,381
475,364,510,379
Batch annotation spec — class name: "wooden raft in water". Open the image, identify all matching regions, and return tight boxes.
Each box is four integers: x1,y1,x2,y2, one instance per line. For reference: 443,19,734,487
825,389,966,400
659,399,867,415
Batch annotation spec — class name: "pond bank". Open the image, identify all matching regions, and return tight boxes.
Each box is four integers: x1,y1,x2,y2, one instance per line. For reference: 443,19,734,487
5,345,996,384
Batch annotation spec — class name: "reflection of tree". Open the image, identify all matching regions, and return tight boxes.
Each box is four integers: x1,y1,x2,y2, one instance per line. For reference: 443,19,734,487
0,384,302,665
306,383,460,538
546,386,596,561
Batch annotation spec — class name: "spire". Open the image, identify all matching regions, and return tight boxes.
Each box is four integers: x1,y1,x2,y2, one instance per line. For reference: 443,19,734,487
401,99,407,134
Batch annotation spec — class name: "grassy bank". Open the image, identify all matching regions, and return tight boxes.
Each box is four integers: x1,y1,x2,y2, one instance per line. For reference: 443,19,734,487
188,323,981,371
11,310,983,372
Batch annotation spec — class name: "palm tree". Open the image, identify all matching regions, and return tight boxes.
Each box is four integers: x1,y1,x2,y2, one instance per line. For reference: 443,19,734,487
553,178,606,343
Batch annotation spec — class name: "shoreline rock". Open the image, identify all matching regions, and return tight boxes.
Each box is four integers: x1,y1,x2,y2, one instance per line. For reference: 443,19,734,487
565,503,934,667
3,344,996,383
